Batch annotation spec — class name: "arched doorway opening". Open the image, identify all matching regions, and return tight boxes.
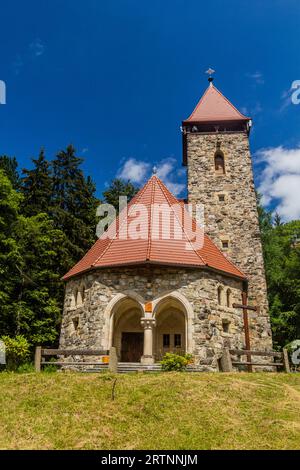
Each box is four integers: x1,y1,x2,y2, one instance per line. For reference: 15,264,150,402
111,297,144,362
154,296,187,361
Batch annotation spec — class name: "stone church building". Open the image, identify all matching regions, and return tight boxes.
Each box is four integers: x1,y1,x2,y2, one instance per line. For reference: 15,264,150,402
59,79,273,370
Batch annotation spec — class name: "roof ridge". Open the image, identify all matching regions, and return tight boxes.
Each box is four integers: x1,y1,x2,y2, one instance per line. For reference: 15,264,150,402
185,83,250,122
92,178,152,267
186,84,210,121
146,176,155,260
156,177,207,265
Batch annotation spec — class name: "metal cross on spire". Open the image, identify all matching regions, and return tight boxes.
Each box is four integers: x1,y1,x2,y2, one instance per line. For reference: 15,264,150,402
205,67,215,84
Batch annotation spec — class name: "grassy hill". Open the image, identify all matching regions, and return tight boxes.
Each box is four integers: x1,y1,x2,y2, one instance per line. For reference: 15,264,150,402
1,371,300,450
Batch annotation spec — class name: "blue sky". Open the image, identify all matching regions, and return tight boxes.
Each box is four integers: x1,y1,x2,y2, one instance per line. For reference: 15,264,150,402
0,0,300,219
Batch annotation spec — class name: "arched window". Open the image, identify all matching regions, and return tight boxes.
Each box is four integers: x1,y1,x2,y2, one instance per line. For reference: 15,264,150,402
75,285,85,306
72,317,79,331
217,286,223,306
226,289,232,308
214,151,225,174
222,319,230,333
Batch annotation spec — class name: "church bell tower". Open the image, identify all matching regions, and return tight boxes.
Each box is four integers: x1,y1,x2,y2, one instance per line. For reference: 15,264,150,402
182,75,272,348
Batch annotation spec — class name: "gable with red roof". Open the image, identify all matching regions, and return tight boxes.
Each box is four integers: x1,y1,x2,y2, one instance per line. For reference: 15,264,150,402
63,175,246,281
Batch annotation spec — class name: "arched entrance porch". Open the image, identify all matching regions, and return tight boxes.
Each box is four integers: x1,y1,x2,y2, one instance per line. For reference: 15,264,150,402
111,296,144,362
153,295,190,361
107,292,193,364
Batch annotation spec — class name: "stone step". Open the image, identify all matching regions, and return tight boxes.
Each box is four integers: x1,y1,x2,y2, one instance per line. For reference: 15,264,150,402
118,363,161,367
118,363,162,373
84,362,204,373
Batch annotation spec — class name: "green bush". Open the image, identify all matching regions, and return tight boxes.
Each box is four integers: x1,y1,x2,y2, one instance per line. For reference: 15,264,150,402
43,361,58,373
16,363,35,373
0,335,30,371
160,353,193,371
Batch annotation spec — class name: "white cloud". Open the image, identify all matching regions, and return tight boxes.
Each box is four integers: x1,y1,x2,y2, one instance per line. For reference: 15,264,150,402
256,145,300,221
156,159,173,180
118,158,150,184
164,181,185,196
156,158,185,196
246,71,264,85
117,157,186,196
280,86,294,112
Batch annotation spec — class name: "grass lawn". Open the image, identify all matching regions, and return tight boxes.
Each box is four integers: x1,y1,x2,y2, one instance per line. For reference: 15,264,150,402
1,371,300,450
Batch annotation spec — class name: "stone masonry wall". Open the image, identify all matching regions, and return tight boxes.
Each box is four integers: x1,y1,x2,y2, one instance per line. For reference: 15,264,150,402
60,266,272,371
186,131,272,349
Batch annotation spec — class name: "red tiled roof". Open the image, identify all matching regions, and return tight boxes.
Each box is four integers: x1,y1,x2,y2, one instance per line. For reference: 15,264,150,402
183,83,250,123
63,175,246,280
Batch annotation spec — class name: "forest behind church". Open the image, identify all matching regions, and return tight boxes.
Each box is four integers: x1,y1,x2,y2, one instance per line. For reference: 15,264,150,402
0,149,299,356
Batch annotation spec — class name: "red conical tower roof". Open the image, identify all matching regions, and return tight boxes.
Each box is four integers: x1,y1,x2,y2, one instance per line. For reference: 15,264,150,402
182,81,251,165
183,82,250,123
63,175,246,281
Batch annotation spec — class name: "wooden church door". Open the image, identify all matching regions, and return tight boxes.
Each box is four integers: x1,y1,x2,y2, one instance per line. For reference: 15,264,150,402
121,332,144,362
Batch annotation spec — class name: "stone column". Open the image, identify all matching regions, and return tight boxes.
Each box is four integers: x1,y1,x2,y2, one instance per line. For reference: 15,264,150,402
140,318,156,365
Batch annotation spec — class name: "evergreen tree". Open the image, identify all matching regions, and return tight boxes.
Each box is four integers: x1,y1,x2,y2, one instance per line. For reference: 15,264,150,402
274,212,283,227
103,178,139,212
0,169,70,345
12,213,70,345
258,195,300,348
52,145,99,261
52,144,83,211
21,149,53,216
0,152,137,349
266,220,300,347
0,156,20,189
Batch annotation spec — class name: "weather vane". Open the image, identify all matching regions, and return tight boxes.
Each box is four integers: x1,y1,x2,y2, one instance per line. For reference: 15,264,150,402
152,165,157,175
205,68,215,83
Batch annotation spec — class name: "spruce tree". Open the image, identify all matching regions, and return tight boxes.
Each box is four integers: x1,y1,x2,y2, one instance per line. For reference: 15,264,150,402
52,145,99,262
13,213,70,345
103,178,139,212
0,169,70,345
21,149,53,216
274,212,283,227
